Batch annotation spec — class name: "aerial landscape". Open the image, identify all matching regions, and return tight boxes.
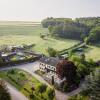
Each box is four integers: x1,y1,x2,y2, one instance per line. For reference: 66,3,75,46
0,0,100,100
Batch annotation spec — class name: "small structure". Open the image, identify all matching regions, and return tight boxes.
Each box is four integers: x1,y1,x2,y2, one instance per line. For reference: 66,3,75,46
1,52,17,62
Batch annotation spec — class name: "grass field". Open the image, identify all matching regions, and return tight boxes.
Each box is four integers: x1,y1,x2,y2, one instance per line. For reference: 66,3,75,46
0,21,99,60
0,21,46,36
85,45,100,61
0,21,79,55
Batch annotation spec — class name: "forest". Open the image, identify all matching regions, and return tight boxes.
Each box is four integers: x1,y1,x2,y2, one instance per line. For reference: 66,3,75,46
42,17,100,44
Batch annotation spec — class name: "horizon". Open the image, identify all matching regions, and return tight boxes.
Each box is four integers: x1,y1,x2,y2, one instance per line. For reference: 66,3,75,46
0,0,100,21
0,16,100,22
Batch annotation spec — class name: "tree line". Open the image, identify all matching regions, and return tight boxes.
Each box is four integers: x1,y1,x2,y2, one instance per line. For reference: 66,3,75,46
41,17,100,44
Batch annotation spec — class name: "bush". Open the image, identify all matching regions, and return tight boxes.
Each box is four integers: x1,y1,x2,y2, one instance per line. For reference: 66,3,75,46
7,69,15,74
46,87,55,100
68,94,89,100
29,94,34,99
47,47,58,57
63,83,69,92
19,72,25,77
36,83,47,95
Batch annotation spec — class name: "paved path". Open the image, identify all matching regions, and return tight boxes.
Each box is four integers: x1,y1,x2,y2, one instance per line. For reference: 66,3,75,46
55,87,81,100
6,82,28,100
0,61,81,100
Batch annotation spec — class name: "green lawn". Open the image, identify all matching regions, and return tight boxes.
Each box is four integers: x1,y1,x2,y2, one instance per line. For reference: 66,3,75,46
0,21,79,55
0,69,55,100
85,45,100,61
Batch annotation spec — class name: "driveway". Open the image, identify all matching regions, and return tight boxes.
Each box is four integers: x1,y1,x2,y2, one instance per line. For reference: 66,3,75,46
7,82,28,100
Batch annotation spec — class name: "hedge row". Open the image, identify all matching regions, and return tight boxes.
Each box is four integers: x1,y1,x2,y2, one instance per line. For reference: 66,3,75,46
7,74,21,86
59,42,84,55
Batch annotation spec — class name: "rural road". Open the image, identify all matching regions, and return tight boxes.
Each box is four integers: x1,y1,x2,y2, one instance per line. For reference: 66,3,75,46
0,61,81,100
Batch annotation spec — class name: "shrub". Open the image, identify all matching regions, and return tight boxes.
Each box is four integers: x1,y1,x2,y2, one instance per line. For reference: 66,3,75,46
19,72,25,77
46,87,55,100
47,47,58,57
36,83,47,95
7,69,15,74
68,94,89,100
29,94,34,99
63,83,69,92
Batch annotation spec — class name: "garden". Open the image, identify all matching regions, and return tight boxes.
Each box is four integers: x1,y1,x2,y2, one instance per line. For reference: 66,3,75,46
0,69,55,100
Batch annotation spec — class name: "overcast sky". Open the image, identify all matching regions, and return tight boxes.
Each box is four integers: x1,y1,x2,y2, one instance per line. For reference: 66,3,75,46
0,0,100,21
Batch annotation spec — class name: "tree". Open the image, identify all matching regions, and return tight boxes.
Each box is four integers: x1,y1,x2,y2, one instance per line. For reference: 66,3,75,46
47,47,58,57
48,25,53,33
81,68,100,100
36,84,47,96
51,76,54,85
87,26,100,43
80,54,86,62
68,50,74,58
70,55,89,78
0,80,11,100
41,17,89,40
77,63,87,78
40,34,45,39
84,37,90,44
56,60,77,85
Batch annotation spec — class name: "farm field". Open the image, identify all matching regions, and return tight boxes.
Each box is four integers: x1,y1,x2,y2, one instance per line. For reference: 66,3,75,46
0,21,79,54
0,21,46,36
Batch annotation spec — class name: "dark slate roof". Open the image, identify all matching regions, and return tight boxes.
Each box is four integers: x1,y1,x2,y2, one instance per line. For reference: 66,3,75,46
39,56,60,67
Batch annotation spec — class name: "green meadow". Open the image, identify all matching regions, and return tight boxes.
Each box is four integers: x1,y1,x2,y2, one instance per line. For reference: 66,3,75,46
0,21,99,60
0,21,79,54
85,45,100,61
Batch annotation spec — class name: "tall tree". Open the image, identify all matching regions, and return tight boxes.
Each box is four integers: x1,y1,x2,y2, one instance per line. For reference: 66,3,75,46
56,60,77,85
